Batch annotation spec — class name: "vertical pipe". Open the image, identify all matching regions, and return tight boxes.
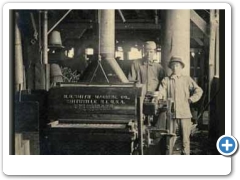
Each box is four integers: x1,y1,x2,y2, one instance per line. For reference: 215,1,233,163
99,10,128,83
38,11,42,58
208,10,218,138
215,10,220,77
43,11,50,90
208,10,217,101
161,10,190,76
137,96,144,155
43,11,48,65
123,45,130,60
99,10,115,60
15,12,24,92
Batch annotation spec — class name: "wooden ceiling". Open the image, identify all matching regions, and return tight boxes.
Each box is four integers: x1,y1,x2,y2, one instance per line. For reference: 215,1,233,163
17,10,210,49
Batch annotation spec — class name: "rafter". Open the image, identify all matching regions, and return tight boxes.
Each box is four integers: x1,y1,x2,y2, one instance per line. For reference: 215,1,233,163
190,10,208,35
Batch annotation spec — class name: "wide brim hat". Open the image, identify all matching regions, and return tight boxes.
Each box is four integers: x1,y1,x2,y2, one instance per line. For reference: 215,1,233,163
168,56,185,68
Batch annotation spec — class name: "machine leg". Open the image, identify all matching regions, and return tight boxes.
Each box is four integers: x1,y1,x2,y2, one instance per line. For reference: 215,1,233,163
137,97,144,155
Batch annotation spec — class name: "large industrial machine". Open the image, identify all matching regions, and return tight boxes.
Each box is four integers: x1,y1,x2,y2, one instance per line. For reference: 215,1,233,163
14,8,177,155
39,82,176,155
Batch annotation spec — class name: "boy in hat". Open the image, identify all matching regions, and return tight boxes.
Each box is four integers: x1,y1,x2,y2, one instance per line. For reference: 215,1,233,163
128,41,165,92
158,56,203,155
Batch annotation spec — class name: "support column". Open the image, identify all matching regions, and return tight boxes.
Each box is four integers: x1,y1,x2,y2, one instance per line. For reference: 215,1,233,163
122,45,131,60
208,10,220,141
43,11,50,90
15,12,24,92
99,10,115,60
43,11,48,65
161,10,190,75
99,10,128,83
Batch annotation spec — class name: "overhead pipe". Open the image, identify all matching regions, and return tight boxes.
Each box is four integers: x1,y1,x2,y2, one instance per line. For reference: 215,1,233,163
99,10,128,83
47,9,72,35
118,10,126,23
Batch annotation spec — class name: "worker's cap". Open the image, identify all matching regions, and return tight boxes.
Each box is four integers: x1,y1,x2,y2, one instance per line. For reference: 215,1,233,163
144,41,156,50
168,56,185,68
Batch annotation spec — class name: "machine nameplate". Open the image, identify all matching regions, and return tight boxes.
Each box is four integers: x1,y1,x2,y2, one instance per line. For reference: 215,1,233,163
48,85,140,118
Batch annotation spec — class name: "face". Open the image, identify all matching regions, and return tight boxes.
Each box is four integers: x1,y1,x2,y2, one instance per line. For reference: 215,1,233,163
145,49,155,62
170,62,183,75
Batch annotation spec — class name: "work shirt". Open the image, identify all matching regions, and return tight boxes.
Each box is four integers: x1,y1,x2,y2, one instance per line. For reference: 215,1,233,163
128,59,165,92
158,74,203,119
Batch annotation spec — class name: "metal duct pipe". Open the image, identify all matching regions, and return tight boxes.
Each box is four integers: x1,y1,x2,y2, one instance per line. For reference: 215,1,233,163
99,10,128,83
118,10,126,23
15,12,24,92
43,11,48,65
43,11,50,90
48,9,72,35
161,10,190,76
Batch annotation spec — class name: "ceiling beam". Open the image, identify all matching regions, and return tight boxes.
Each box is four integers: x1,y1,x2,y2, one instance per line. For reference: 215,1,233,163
191,23,205,39
59,20,207,41
59,22,160,30
193,37,204,46
116,23,160,30
190,10,208,35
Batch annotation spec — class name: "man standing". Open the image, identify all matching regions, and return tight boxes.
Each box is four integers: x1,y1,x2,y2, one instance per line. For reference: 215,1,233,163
158,56,203,155
128,41,165,92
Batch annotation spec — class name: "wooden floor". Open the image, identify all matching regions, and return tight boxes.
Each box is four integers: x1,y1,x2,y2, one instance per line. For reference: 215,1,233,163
173,130,219,155
146,126,219,155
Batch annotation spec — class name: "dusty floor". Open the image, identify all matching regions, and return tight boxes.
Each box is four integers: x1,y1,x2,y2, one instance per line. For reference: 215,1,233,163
146,124,220,155
173,129,219,155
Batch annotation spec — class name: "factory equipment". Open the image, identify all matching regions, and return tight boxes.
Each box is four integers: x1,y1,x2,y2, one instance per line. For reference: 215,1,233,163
41,83,175,155
42,82,144,154
143,92,176,155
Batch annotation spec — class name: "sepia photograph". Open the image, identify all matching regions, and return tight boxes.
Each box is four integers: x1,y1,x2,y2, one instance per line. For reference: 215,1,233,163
10,8,225,156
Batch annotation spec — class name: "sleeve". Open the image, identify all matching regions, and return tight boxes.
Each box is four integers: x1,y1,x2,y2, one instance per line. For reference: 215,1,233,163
158,65,166,82
158,77,168,100
189,77,203,103
128,62,137,81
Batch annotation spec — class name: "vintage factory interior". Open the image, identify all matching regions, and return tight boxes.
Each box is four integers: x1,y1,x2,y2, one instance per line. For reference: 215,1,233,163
13,9,224,155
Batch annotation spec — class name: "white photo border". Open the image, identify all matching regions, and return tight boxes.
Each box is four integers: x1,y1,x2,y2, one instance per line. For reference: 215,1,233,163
2,2,231,175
